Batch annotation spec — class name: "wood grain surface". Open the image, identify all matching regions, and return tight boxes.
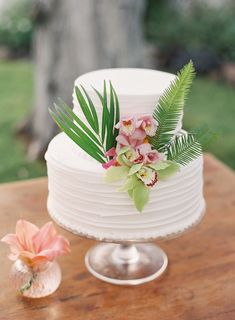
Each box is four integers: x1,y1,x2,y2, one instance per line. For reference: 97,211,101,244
0,154,235,320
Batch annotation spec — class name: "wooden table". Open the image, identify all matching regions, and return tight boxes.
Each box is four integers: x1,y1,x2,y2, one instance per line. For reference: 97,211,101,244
0,154,235,320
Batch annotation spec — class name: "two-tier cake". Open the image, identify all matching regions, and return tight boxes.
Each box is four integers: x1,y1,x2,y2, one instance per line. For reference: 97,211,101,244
45,68,205,241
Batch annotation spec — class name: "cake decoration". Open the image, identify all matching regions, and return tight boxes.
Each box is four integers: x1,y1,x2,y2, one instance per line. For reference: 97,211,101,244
49,61,212,212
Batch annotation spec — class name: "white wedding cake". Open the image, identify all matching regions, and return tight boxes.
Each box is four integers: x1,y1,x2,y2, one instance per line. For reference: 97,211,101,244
45,68,205,241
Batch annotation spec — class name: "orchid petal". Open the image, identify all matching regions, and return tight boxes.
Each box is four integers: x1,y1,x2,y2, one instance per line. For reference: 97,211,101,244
102,159,116,169
117,146,130,156
131,129,146,141
137,143,152,155
116,134,130,146
106,147,116,157
128,163,143,176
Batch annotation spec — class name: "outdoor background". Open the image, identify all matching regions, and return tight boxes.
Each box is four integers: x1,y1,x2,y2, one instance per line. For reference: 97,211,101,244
0,0,234,183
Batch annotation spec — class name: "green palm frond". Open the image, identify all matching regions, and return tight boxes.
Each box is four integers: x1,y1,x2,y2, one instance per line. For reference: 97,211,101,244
112,81,120,139
167,133,202,166
93,81,108,144
49,81,120,164
93,81,120,151
167,124,215,166
80,85,99,134
75,86,97,131
149,60,195,151
49,103,106,164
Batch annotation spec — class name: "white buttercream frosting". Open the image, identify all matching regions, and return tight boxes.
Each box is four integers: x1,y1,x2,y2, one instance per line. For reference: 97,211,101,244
45,68,205,241
45,133,205,240
72,68,183,132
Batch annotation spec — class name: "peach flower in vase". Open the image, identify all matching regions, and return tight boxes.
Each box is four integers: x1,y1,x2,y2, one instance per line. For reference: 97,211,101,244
1,219,70,298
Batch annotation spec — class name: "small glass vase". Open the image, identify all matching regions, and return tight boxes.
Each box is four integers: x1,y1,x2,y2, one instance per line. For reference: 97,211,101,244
9,259,61,298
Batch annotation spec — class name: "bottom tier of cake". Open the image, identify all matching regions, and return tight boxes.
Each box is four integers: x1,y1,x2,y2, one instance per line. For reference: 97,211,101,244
45,133,205,241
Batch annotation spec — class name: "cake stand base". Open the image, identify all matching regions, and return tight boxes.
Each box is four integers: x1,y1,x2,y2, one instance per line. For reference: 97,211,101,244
85,243,168,285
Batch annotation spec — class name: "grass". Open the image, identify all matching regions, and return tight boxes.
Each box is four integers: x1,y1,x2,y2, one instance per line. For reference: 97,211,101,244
184,77,235,169
0,60,46,183
0,61,234,183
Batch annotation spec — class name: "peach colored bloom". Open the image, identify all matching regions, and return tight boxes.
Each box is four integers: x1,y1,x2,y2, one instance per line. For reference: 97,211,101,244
1,220,70,267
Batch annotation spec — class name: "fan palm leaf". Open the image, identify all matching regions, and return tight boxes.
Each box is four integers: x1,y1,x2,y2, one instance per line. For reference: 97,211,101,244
49,81,120,164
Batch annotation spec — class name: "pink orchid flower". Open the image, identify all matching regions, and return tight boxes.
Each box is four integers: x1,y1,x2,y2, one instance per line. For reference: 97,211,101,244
138,115,158,137
115,116,138,136
135,143,166,164
116,129,146,149
102,147,117,169
1,220,70,267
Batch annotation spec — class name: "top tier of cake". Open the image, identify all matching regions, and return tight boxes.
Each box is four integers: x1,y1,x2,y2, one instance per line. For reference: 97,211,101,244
72,68,180,127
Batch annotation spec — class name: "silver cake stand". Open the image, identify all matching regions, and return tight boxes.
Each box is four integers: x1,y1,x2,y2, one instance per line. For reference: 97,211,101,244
49,207,205,286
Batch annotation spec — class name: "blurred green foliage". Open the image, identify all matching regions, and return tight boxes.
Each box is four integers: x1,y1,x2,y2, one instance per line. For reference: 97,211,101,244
0,61,46,183
1,0,235,64
184,78,235,169
0,0,33,54
146,0,235,62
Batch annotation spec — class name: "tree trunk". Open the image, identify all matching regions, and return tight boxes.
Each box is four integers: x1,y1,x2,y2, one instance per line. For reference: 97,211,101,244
20,0,147,160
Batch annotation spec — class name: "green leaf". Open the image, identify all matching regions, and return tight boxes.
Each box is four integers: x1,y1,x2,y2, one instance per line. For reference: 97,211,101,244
150,60,195,150
167,133,202,166
105,166,129,183
94,81,109,144
148,161,170,171
157,161,180,180
75,86,96,129
133,181,150,212
50,82,121,166
19,277,33,293
80,86,99,134
128,163,143,176
118,174,138,192
106,81,115,150
54,102,102,148
49,109,106,163
57,99,98,140
111,82,120,139
128,189,134,199
52,105,105,159
94,81,120,151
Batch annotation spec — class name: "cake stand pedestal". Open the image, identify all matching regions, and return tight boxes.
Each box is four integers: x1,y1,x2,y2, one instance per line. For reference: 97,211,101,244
85,242,168,285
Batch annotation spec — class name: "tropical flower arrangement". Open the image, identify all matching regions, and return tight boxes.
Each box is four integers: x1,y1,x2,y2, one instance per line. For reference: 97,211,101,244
50,61,213,212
